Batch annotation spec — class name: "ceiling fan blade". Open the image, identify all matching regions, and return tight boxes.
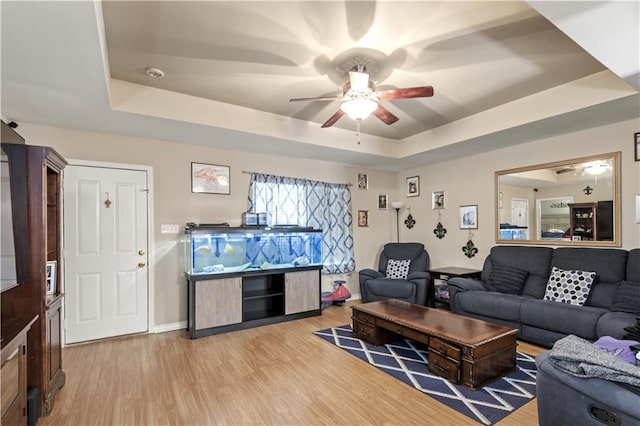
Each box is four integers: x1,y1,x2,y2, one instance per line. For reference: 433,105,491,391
289,95,341,102
321,110,345,128
378,86,434,100
373,105,399,125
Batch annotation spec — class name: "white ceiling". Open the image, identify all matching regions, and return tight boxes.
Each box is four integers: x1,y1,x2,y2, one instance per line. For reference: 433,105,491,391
1,1,639,171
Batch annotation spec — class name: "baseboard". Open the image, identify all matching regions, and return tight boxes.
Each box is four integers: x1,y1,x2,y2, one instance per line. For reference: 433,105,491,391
152,321,187,333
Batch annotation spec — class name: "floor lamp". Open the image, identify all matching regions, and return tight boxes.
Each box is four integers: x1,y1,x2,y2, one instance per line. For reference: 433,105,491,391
390,201,404,242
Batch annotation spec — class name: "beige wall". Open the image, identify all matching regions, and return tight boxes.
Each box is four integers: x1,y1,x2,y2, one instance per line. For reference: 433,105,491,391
18,123,397,327
17,117,640,328
395,118,639,272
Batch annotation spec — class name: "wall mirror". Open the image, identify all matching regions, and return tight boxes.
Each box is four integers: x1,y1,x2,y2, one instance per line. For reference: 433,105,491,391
495,152,620,247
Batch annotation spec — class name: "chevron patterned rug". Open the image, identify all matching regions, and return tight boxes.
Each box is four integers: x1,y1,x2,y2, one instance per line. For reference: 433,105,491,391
314,325,537,425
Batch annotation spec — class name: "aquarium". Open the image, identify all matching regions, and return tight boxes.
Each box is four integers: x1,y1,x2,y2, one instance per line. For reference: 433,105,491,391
184,224,323,275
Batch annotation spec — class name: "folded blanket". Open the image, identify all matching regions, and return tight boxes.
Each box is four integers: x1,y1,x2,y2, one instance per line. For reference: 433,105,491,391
547,335,640,387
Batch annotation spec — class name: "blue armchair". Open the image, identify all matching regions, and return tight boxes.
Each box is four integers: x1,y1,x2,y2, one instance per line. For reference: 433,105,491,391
358,243,431,305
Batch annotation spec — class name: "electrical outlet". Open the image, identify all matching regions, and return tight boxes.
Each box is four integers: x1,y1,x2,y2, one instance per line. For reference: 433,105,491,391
161,224,180,234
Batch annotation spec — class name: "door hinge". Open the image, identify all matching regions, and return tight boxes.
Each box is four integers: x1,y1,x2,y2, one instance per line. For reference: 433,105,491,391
141,188,150,193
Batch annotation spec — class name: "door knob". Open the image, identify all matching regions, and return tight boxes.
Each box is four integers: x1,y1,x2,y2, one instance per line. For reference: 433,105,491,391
138,262,146,268
138,249,145,256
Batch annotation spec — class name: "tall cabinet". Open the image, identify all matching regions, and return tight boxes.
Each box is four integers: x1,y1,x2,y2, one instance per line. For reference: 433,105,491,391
1,142,67,421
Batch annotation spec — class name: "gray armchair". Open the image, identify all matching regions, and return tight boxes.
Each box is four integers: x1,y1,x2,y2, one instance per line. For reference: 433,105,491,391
359,242,431,305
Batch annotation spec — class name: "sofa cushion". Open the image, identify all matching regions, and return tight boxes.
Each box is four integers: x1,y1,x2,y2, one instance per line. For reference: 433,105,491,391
485,264,528,294
455,291,529,322
386,259,411,279
610,281,640,316
484,246,553,298
543,266,596,306
364,278,415,299
627,249,640,282
521,299,606,340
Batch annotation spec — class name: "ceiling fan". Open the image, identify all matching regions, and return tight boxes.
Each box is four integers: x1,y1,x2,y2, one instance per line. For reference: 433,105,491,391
289,65,434,128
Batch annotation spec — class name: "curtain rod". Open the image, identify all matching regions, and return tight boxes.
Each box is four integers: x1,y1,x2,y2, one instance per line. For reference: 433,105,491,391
241,170,353,187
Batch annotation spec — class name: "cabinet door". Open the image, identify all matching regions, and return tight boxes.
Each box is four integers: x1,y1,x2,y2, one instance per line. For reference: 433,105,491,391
285,270,320,315
195,278,242,329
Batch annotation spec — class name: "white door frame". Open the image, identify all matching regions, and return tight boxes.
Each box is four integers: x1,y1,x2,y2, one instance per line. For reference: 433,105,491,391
62,159,154,346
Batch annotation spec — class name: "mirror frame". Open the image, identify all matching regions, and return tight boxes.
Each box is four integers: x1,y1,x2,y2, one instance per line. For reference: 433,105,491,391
495,151,621,247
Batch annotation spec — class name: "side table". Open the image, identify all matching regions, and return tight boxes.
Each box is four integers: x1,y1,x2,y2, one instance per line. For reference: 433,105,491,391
429,267,482,307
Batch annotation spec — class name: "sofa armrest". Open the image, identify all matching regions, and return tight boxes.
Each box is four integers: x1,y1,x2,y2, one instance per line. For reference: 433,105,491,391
447,277,486,292
448,277,487,313
407,271,429,282
359,269,384,280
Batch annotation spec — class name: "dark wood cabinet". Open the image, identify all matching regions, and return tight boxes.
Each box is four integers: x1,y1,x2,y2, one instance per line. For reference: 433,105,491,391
569,202,597,241
1,141,67,421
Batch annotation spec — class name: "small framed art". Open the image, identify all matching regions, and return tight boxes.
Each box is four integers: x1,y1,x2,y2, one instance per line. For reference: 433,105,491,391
191,162,230,194
635,132,640,161
459,205,478,229
377,194,388,209
46,261,57,296
357,173,368,190
358,210,369,227
406,176,420,197
432,191,445,209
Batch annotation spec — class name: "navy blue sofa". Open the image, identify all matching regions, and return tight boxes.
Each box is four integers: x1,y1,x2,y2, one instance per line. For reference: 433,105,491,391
448,246,639,347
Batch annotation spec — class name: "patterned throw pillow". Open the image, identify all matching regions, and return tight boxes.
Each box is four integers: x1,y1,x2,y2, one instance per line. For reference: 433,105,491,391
611,281,640,316
485,264,529,294
386,259,411,279
543,266,596,306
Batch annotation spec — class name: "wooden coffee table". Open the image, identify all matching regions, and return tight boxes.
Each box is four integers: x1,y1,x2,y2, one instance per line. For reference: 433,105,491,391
351,299,517,389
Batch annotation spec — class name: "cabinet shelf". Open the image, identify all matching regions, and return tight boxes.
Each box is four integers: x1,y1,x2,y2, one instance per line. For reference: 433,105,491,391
243,290,284,300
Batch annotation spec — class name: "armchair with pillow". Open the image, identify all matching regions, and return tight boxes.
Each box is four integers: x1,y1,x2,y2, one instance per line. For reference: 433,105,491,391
358,243,431,305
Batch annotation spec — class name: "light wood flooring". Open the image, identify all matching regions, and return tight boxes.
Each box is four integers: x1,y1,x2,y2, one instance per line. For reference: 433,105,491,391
40,301,545,426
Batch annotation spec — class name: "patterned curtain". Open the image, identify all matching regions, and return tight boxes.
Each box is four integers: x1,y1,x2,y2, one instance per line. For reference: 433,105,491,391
248,173,355,274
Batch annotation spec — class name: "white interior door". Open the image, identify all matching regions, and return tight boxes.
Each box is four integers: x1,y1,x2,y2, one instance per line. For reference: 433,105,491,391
64,165,149,344
511,198,529,227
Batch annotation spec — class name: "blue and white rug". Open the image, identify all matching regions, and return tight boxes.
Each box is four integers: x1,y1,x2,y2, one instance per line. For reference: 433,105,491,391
314,324,537,425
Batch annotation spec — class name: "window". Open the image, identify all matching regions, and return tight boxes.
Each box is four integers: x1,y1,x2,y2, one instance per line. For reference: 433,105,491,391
248,173,355,274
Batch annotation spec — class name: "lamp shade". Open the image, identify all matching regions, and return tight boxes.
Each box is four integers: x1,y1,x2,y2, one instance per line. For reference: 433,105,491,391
340,99,378,121
390,201,404,210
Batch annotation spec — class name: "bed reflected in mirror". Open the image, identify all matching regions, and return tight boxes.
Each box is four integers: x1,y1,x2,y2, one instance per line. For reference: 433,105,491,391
495,152,620,247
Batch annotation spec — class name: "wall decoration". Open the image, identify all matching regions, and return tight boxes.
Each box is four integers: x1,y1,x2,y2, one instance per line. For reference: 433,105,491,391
462,232,478,258
357,173,369,189
583,185,593,195
635,132,640,161
192,163,230,194
459,204,478,229
358,210,369,227
406,176,420,197
432,191,445,209
377,194,388,209
404,213,415,229
46,261,57,295
433,211,447,239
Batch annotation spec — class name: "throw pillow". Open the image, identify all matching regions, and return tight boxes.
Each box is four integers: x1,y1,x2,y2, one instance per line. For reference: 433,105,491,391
386,259,411,279
485,264,529,294
611,281,640,316
543,266,596,306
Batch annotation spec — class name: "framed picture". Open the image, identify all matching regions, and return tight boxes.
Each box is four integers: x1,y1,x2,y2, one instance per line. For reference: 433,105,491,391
46,261,57,296
377,194,388,209
432,191,445,209
406,176,420,197
357,173,368,190
572,235,582,241
358,210,369,227
459,204,478,229
635,132,640,161
191,162,230,194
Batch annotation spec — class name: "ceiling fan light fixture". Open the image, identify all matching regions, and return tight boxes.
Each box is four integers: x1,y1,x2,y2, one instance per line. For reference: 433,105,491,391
340,98,378,120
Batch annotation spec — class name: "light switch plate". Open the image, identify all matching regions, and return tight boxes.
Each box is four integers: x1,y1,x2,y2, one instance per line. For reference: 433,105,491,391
161,224,180,234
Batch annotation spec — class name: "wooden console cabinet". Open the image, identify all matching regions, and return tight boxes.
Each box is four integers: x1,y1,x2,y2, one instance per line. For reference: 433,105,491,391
187,267,321,338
